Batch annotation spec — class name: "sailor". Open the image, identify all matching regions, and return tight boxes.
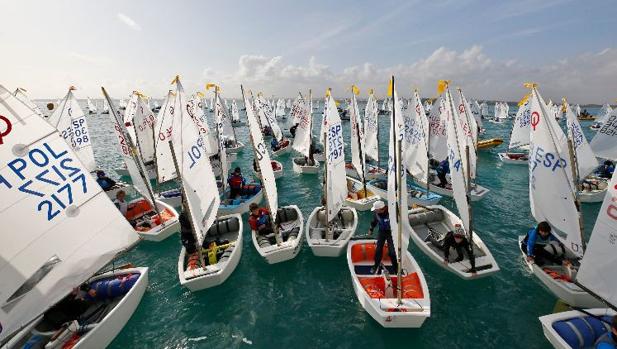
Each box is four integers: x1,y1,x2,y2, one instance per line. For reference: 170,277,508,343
95,170,116,191
520,221,564,266
271,137,280,151
595,315,617,349
368,200,398,274
227,167,246,199
597,160,615,179
436,158,450,188
427,223,476,274
248,203,274,236
290,123,298,138
179,209,197,254
114,190,128,216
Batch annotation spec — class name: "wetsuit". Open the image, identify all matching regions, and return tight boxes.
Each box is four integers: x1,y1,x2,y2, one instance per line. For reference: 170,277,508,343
437,159,450,187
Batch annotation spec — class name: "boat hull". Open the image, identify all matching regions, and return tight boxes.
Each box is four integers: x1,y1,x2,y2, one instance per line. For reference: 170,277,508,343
498,152,528,165
292,158,320,174
306,206,358,257
539,308,616,349
252,205,304,264
136,200,180,242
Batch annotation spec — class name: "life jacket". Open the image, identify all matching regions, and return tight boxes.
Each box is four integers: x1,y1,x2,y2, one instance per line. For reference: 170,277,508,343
207,244,218,265
595,332,617,348
438,160,450,174
228,174,244,189
375,211,391,232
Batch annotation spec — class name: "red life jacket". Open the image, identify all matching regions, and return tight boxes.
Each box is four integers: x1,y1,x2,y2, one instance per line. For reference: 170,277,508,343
228,174,244,189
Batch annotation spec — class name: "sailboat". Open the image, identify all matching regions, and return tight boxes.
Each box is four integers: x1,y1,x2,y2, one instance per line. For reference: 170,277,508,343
564,100,607,203
353,89,387,180
480,101,489,118
590,106,617,160
275,98,287,119
369,89,443,207
414,92,490,201
307,89,358,257
255,93,291,157
230,99,245,126
489,101,509,123
499,95,531,165
103,88,180,242
166,77,243,291
211,88,245,154
292,91,321,174
118,98,127,111
242,86,304,264
347,77,430,328
102,97,110,114
13,87,44,119
408,83,500,279
344,85,380,211
538,169,617,348
86,97,98,114
0,84,148,348
470,99,485,133
518,84,603,308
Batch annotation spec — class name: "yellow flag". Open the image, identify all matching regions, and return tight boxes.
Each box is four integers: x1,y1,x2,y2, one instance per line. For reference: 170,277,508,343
561,97,568,112
205,83,218,91
387,79,393,97
171,75,180,84
368,88,374,96
335,100,341,107
518,93,530,107
196,91,205,98
325,88,331,97
134,91,148,99
436,80,449,95
523,82,537,89
351,85,360,96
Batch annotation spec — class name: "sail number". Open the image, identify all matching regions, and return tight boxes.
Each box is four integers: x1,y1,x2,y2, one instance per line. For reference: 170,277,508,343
187,137,206,170
60,116,90,149
530,146,567,173
0,142,88,221
0,114,12,144
328,124,343,162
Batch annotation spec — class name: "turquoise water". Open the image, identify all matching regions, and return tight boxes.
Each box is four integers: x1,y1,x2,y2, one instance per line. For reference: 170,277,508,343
66,101,604,349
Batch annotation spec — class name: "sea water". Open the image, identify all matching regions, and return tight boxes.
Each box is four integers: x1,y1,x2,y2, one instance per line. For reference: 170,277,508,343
57,100,604,349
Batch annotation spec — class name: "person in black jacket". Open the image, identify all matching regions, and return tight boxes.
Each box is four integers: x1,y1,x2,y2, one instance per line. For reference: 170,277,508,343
179,209,197,254
427,223,476,275
368,200,398,274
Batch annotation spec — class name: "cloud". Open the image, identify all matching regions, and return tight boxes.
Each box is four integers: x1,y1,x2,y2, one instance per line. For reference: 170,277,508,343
117,13,141,31
213,45,617,104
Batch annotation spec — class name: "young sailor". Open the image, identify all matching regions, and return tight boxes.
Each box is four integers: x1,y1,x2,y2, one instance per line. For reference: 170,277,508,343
596,316,617,349
248,203,274,236
520,221,564,266
271,137,280,151
368,200,398,274
114,190,128,216
436,158,450,188
95,170,116,191
227,167,246,199
427,224,476,274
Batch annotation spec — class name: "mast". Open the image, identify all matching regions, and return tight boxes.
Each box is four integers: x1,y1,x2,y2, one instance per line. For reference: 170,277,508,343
246,87,282,245
102,87,161,217
324,92,331,241
423,92,431,198
352,87,368,195
567,138,586,252
391,77,403,305
213,86,228,191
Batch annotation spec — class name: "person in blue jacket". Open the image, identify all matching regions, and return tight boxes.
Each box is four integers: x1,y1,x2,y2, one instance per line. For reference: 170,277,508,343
597,160,615,179
436,158,450,187
95,170,116,191
368,200,398,274
596,316,617,349
520,221,564,266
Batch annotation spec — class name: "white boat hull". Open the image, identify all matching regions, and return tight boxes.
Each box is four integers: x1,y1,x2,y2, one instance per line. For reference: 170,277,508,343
518,236,603,308
219,187,264,215
136,200,180,242
408,206,500,279
271,143,291,157
539,308,616,349
178,214,243,291
344,177,380,211
252,205,304,264
253,160,284,179
156,188,182,208
367,181,442,207
292,158,320,174
416,177,489,201
225,141,245,154
306,206,358,257
498,152,528,165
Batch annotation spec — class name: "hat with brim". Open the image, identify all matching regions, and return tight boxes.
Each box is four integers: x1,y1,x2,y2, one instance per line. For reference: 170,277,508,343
371,200,385,211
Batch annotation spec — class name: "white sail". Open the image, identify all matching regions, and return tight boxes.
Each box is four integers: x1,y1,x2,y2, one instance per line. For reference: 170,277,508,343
405,90,430,181
86,97,97,113
47,88,97,172
171,79,220,246
13,88,44,119
214,94,235,141
565,103,598,178
528,88,583,257
245,91,278,223
290,94,303,125
291,97,312,157
131,94,157,164
214,93,229,183
576,171,617,306
0,85,138,342
231,99,240,122
428,96,448,161
596,104,613,125
255,94,283,141
480,102,489,117
275,99,286,117
590,107,617,160
186,94,217,156
324,94,346,222
444,88,471,232
508,99,531,150
574,104,581,117
495,102,508,120
456,90,478,179
123,93,139,145
471,99,484,129
387,83,409,248
363,92,379,162
349,92,365,183
104,91,154,200
154,90,178,182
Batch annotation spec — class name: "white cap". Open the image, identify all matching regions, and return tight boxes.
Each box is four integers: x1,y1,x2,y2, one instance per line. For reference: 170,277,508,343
371,200,385,211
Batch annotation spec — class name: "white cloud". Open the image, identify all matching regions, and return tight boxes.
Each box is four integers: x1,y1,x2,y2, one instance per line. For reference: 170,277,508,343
117,13,141,31
212,46,617,104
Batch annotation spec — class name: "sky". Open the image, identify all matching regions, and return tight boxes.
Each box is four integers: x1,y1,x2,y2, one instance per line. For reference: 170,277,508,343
1,0,616,103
